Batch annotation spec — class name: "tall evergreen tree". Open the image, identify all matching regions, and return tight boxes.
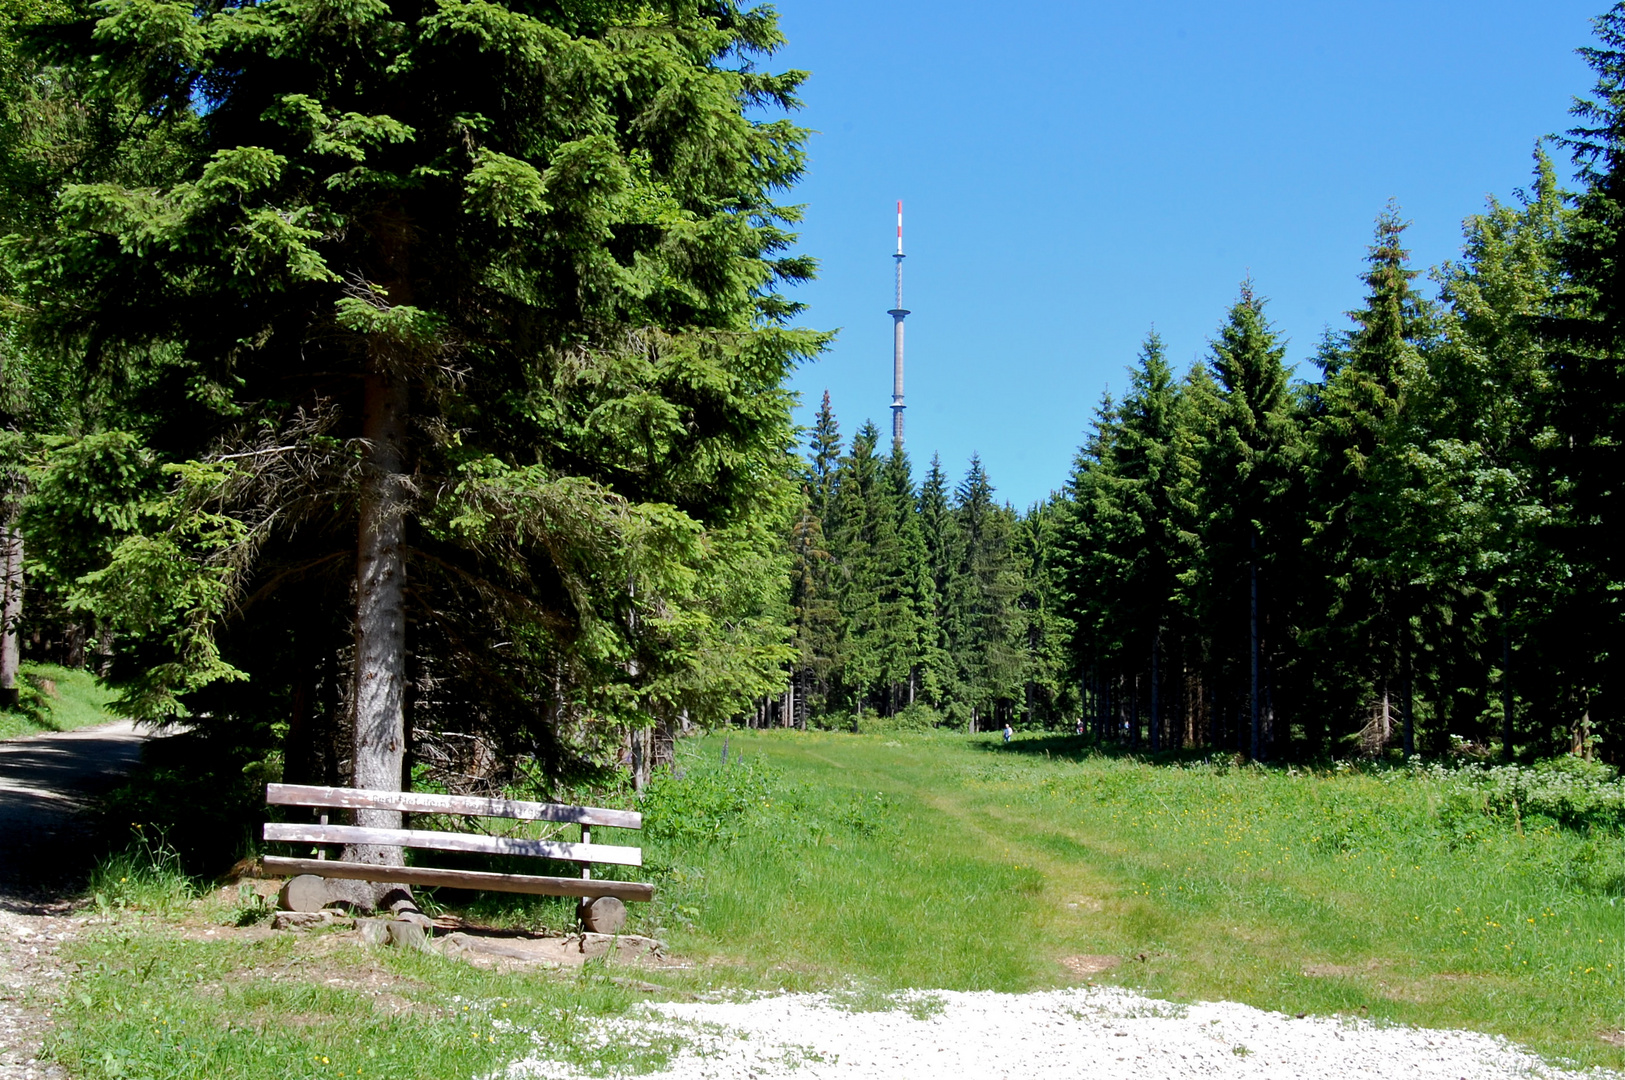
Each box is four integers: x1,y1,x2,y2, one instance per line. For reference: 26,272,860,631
8,0,824,884
951,455,1024,731
1424,149,1572,755
1545,4,1625,750
1200,285,1301,759
1306,206,1435,754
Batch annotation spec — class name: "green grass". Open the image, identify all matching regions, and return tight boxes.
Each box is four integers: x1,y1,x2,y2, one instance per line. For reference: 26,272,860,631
0,661,122,740
48,919,672,1080
635,731,1625,1068
52,729,1625,1078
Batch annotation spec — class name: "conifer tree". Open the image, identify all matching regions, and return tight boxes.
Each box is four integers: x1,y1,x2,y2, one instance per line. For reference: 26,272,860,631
807,390,842,520
1545,4,1625,749
8,0,824,881
1200,286,1301,759
918,453,962,708
952,455,1024,731
1425,149,1571,754
1306,206,1434,753
880,439,937,711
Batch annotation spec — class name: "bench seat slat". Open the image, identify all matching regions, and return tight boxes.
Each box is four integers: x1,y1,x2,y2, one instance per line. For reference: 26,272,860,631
266,784,641,830
260,857,653,902
263,822,643,867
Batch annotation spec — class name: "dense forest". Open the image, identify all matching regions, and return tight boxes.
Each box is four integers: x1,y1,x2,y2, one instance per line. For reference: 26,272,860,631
0,0,1622,837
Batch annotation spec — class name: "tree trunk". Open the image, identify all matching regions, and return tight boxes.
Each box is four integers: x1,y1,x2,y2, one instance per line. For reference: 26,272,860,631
0,529,21,707
95,622,115,678
1249,534,1260,762
1501,629,1514,762
1149,632,1161,753
346,367,410,868
1130,675,1140,749
631,726,651,790
1401,638,1415,758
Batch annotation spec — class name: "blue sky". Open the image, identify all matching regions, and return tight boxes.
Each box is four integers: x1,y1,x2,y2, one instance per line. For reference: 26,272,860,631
768,0,1604,509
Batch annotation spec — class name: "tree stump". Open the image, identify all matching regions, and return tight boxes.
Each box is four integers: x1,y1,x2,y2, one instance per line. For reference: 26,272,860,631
278,874,331,912
579,896,627,934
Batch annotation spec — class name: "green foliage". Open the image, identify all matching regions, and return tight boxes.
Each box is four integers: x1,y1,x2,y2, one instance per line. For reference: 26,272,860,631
87,834,194,915
4,0,826,781
856,700,942,734
1431,756,1625,834
641,756,778,848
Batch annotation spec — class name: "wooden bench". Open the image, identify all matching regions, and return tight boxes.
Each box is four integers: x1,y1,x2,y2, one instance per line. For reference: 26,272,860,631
260,783,654,905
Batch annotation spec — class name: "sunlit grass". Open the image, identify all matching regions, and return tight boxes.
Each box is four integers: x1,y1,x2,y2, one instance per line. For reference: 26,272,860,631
56,728,1625,1077
0,661,121,740
48,922,670,1080
642,730,1625,1068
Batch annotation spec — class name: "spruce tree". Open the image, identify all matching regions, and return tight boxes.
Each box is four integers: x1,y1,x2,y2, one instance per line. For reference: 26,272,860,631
1201,285,1300,759
8,0,824,880
1307,206,1435,753
1545,4,1625,751
952,455,1024,731
918,453,962,709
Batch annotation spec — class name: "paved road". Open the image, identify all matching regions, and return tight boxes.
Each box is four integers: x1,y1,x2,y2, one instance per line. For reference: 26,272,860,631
0,721,150,904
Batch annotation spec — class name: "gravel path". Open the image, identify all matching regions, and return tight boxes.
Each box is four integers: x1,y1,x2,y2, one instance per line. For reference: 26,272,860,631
0,719,150,1079
506,985,1619,1080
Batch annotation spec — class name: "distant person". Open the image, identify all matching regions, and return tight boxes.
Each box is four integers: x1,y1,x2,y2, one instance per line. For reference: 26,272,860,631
1075,719,1085,736
1002,722,1013,744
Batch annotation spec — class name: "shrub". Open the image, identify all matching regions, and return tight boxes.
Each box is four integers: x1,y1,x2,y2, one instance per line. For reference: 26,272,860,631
1427,756,1625,834
856,702,943,734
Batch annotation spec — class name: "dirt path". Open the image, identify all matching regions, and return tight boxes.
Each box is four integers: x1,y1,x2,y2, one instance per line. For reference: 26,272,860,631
0,720,151,1079
0,720,149,903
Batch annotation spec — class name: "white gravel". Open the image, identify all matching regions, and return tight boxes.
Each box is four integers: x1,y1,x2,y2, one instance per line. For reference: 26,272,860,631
503,984,1620,1080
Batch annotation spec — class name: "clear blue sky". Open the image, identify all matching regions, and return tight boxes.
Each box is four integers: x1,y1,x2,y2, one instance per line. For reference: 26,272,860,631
770,0,1604,509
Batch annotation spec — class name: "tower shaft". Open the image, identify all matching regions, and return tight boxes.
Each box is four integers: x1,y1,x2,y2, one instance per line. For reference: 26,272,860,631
888,201,909,442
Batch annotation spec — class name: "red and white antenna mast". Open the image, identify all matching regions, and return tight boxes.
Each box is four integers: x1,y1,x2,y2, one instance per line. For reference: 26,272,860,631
888,200,910,442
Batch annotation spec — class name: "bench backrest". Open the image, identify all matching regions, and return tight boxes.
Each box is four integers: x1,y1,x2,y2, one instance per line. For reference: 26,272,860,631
264,783,643,868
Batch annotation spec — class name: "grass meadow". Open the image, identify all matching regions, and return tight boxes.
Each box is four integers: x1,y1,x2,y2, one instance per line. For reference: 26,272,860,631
633,731,1625,1067
48,728,1625,1077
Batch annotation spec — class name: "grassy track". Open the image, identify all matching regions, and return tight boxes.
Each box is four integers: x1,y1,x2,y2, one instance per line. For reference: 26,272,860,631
643,730,1625,1067
0,662,122,740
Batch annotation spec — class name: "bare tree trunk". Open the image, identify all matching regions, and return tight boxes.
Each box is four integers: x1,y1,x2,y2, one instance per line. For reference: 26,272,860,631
1401,638,1415,758
1130,674,1140,750
95,622,114,678
346,367,410,868
631,726,651,790
1149,632,1161,753
0,529,21,707
1249,533,1261,762
1501,629,1514,762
